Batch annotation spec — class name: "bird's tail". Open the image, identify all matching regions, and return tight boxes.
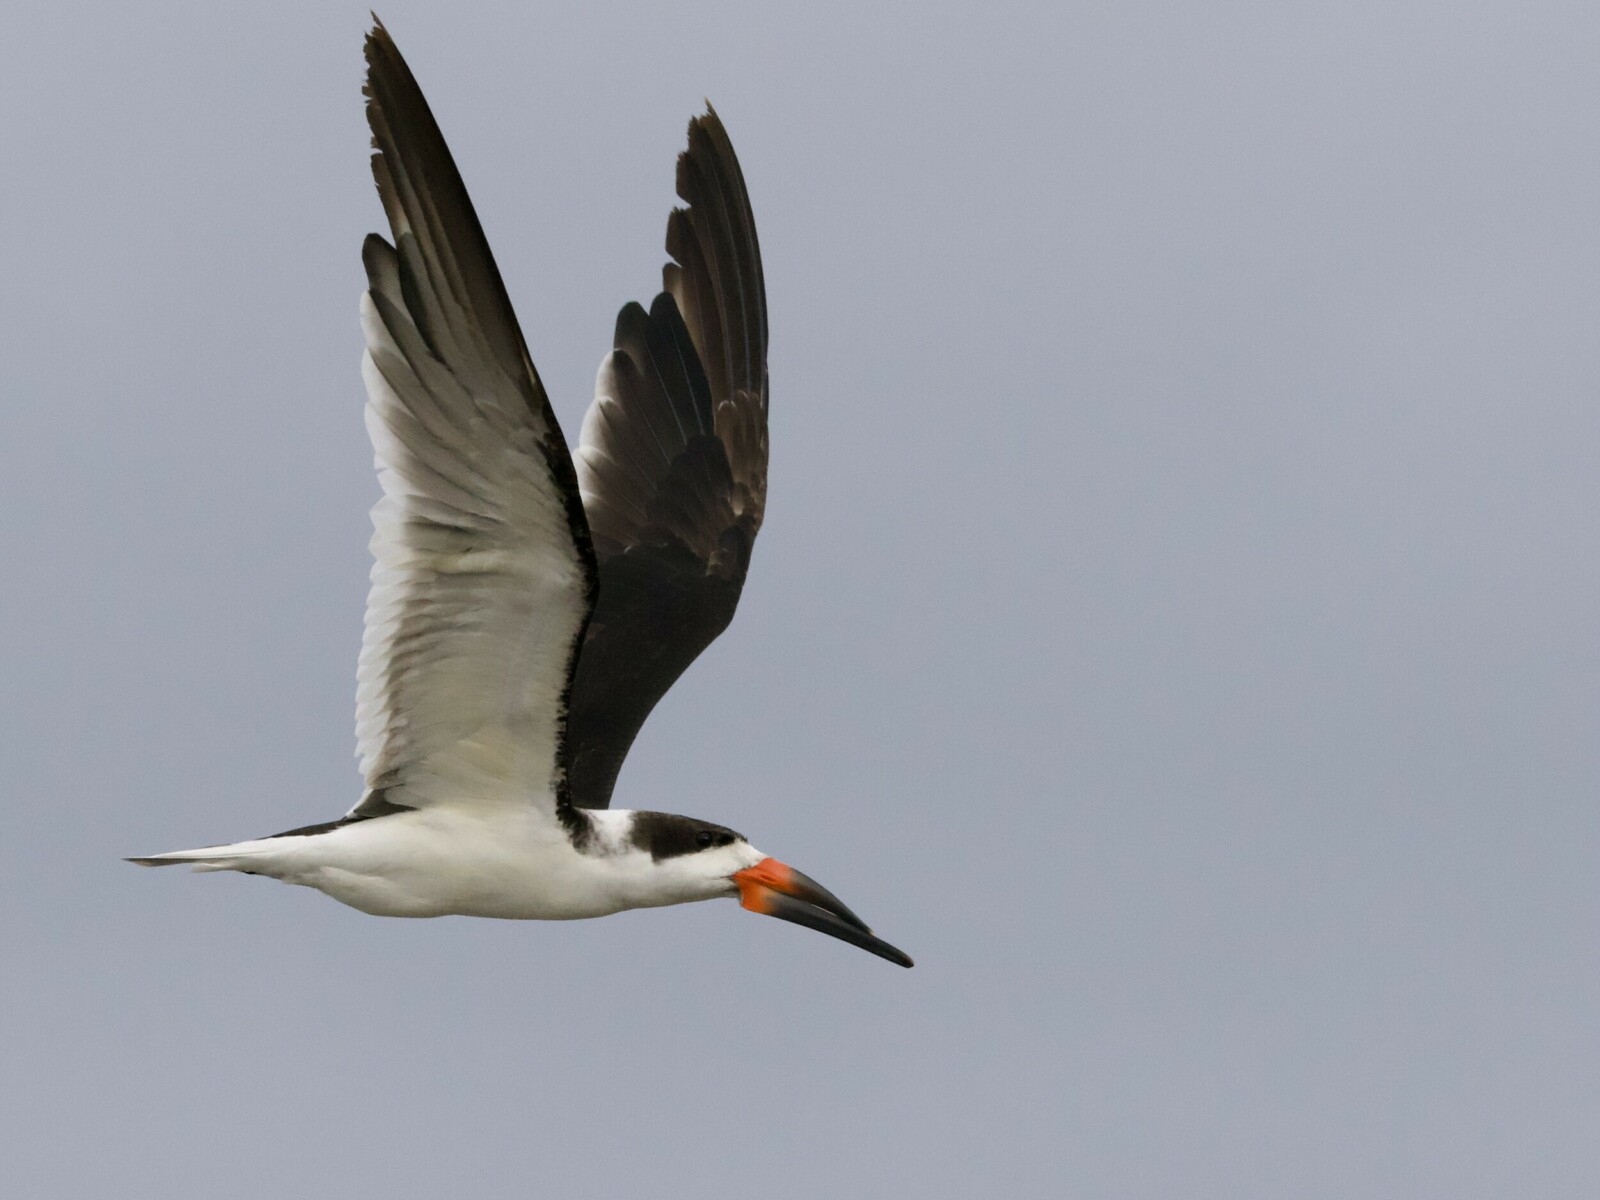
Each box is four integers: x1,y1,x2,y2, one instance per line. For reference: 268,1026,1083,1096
125,839,279,873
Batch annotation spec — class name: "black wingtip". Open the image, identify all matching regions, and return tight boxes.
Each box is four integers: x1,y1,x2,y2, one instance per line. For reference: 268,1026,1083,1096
685,103,728,155
363,16,416,111
364,17,404,90
365,16,392,77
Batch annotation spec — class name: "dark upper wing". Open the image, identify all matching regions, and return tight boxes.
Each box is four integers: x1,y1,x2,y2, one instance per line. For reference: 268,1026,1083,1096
352,23,596,831
565,107,768,809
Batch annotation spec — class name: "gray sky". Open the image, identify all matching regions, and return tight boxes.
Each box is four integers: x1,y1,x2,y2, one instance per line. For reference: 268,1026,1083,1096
4,1,1598,1196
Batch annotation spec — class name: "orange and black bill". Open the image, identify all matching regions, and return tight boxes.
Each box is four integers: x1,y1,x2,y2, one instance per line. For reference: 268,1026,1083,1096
733,858,914,968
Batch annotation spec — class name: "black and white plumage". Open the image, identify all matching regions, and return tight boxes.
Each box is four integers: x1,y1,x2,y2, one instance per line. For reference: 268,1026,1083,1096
128,22,912,969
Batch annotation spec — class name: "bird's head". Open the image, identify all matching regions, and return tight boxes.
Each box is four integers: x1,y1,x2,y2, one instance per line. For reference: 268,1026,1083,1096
624,812,914,967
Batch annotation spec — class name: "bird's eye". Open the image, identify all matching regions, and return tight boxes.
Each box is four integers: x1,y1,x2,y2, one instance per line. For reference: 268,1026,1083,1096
696,830,714,848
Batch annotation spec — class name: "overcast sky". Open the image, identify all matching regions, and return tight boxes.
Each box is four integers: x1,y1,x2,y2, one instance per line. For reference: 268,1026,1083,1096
4,2,1599,1197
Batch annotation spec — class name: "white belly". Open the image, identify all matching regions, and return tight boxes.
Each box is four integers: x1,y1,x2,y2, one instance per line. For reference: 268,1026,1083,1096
257,807,632,920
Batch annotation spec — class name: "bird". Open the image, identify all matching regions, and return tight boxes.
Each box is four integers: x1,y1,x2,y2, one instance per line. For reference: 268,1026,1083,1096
126,22,912,969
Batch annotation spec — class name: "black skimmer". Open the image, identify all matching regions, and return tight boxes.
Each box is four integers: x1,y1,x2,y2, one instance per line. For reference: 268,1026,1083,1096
127,22,913,969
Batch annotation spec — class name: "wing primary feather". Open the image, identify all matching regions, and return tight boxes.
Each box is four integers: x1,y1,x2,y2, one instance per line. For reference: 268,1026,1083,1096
566,105,768,810
353,22,596,838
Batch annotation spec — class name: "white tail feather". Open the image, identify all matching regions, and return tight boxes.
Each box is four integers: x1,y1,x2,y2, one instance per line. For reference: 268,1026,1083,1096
125,839,281,872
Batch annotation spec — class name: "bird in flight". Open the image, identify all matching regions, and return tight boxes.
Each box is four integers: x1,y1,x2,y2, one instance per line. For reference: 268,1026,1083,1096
128,21,912,968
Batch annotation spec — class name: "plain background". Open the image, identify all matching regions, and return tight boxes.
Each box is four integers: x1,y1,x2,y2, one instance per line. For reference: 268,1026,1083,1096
4,2,1598,1196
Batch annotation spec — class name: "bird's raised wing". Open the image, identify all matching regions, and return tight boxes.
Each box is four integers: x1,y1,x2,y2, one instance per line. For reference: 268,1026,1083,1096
566,108,768,810
351,24,595,830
